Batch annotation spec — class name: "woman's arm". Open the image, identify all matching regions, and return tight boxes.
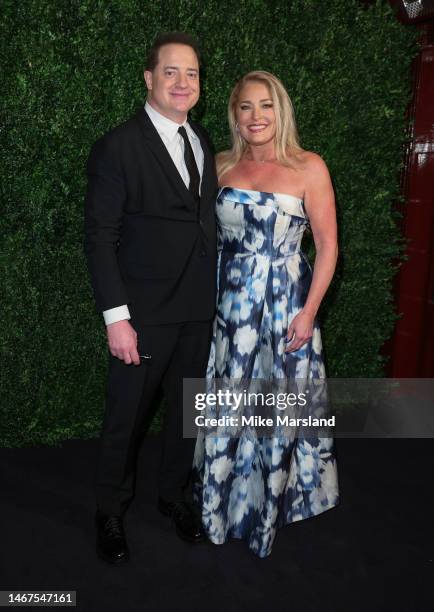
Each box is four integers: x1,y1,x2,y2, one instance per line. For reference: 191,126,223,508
286,152,338,352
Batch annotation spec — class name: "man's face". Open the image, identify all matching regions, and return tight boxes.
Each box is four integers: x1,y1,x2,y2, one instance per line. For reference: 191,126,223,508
144,43,200,123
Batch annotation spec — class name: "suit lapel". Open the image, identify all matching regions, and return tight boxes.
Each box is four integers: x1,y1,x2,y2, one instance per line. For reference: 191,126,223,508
134,108,197,211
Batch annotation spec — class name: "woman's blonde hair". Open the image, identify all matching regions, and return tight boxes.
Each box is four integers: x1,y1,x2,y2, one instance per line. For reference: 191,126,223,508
217,70,303,179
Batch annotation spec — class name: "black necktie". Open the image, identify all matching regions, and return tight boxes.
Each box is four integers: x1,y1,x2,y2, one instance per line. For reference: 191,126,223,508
178,125,200,201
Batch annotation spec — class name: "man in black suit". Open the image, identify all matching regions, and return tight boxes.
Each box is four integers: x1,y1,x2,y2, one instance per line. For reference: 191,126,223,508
84,32,217,564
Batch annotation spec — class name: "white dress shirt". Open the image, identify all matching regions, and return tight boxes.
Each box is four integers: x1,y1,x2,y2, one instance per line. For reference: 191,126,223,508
102,101,204,326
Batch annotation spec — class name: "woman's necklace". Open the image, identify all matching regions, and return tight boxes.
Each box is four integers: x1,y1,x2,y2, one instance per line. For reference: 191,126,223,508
245,155,277,164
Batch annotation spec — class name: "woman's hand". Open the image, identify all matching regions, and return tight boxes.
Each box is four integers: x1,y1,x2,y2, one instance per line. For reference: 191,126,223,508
285,310,315,352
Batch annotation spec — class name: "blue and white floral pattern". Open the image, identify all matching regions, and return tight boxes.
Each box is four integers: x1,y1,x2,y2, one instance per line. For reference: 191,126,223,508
193,187,339,558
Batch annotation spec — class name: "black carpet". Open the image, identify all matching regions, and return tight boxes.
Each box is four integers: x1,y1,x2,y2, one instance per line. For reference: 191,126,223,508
1,436,432,612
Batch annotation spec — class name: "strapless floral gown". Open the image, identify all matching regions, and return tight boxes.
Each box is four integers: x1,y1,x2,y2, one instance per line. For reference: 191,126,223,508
192,187,339,558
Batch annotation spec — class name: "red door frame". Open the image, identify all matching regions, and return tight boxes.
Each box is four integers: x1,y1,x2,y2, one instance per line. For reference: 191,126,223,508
387,23,434,377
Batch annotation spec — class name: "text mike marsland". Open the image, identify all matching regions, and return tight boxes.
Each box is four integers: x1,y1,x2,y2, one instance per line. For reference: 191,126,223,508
195,415,336,428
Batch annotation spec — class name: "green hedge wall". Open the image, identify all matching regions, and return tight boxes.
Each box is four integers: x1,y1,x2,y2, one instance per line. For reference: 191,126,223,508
0,0,418,447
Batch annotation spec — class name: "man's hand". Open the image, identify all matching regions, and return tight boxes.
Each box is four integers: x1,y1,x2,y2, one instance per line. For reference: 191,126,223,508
106,320,140,365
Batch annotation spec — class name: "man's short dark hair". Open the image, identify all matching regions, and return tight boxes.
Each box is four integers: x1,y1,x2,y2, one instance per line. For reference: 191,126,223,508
145,32,201,72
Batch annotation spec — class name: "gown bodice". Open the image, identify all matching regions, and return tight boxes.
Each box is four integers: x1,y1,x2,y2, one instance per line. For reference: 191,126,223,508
217,186,309,259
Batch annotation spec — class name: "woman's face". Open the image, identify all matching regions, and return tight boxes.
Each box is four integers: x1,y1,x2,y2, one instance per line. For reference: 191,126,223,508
235,80,277,146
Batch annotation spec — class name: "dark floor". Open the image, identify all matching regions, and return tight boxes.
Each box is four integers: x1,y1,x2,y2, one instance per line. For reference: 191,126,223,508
0,436,433,612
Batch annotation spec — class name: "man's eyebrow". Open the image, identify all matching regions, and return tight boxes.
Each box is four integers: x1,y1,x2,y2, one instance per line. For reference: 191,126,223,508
163,65,199,72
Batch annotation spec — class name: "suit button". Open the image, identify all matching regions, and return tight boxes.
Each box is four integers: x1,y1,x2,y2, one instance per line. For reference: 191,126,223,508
200,249,206,257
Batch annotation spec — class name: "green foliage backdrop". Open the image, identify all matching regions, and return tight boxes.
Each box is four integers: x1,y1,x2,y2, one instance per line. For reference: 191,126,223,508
0,0,418,447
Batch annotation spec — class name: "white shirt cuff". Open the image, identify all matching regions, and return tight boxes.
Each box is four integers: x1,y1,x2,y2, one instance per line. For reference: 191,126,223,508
103,305,131,326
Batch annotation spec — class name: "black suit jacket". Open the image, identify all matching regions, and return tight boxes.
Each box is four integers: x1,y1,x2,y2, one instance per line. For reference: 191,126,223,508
84,108,217,325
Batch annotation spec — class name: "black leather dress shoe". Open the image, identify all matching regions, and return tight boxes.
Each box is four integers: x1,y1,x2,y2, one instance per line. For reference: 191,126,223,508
95,511,129,564
158,497,205,543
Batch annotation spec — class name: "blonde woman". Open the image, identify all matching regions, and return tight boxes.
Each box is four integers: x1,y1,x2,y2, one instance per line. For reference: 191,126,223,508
193,71,339,558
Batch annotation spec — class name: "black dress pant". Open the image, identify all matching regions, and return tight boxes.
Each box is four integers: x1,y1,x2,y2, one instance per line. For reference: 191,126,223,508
95,319,212,516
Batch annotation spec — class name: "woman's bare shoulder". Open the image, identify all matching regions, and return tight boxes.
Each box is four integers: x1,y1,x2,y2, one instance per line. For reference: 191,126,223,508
293,151,330,186
295,149,326,168
218,167,236,187
218,162,246,188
